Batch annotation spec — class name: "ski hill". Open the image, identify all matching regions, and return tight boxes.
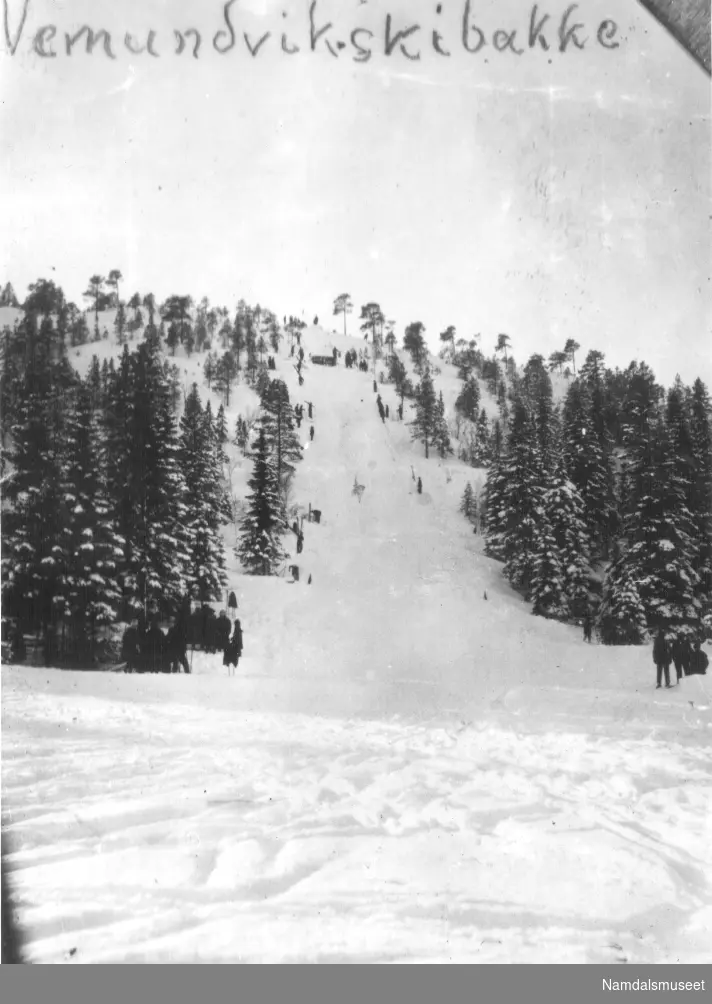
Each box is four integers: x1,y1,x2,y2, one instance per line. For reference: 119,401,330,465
2,316,712,964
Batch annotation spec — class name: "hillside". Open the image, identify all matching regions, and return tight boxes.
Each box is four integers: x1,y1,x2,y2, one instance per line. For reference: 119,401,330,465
2,317,712,964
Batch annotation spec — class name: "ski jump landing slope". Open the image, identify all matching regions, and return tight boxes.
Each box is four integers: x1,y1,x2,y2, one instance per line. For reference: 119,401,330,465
3,324,711,963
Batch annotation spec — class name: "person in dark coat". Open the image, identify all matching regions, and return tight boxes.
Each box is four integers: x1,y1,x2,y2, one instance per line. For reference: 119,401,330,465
224,619,243,676
688,641,709,676
307,401,313,419
373,380,377,393
142,621,167,674
309,425,315,441
671,635,691,683
653,630,673,689
296,532,304,555
417,477,423,495
582,610,593,644
385,404,389,419
121,623,142,672
398,402,403,421
215,611,231,656
166,597,191,674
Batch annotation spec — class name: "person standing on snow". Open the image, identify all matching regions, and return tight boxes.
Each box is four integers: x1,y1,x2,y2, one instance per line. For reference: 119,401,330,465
417,477,423,495
671,635,691,683
688,640,709,676
309,425,315,441
582,609,593,643
224,618,243,676
653,630,673,689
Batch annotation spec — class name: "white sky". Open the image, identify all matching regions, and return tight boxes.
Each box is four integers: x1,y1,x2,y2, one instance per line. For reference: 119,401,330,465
1,0,709,384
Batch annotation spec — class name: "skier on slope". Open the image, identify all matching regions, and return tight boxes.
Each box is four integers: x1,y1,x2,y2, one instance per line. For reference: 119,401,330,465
653,630,673,689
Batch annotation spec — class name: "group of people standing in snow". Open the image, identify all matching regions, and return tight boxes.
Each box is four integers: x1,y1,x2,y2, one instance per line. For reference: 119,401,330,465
120,595,243,675
652,631,708,688
583,608,707,689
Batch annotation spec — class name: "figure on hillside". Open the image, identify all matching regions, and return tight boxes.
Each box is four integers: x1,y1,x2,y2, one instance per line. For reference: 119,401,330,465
688,641,709,676
224,618,243,676
296,532,304,555
582,609,593,644
417,477,423,495
671,635,691,683
385,404,389,419
398,403,403,421
307,401,313,419
314,316,319,326
653,630,673,689
332,347,338,364
310,425,315,441
290,344,295,357
373,380,377,393
308,574,312,585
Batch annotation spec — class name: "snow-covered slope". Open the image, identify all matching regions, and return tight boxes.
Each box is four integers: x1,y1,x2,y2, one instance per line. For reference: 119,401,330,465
2,321,711,964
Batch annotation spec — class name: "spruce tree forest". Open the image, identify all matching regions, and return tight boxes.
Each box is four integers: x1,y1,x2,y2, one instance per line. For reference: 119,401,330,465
1,276,710,669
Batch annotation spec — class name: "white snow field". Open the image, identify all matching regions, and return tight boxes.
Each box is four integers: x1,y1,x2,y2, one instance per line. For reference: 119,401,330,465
2,320,712,964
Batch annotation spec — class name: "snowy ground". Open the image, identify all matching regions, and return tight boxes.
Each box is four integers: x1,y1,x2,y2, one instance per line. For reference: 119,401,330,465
2,320,712,963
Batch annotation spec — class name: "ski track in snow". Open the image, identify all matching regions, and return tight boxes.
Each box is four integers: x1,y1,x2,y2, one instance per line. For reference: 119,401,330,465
2,322,712,964
4,665,711,965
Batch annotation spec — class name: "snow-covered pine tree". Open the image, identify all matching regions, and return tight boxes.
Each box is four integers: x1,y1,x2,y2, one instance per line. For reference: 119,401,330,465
455,375,480,423
409,368,438,459
598,551,648,645
236,427,289,576
603,418,701,641
387,354,412,406
522,354,558,471
530,517,570,621
619,363,662,523
214,404,229,469
688,378,712,603
59,380,123,660
121,338,190,619
178,384,228,604
473,408,491,466
542,462,591,619
234,415,250,455
459,482,476,524
499,399,547,597
434,391,452,458
1,313,75,655
562,377,616,554
483,452,509,561
259,378,302,497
